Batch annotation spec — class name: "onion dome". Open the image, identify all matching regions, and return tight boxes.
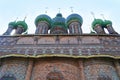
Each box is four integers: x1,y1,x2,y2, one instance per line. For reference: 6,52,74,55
66,14,83,27
16,21,28,32
103,20,112,28
92,19,104,29
8,21,17,29
51,13,67,30
35,14,52,28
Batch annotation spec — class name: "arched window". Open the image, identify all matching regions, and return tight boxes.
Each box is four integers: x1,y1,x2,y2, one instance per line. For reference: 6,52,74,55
46,71,64,80
0,74,16,80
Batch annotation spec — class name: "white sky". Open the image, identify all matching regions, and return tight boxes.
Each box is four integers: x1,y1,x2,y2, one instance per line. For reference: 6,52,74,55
0,0,120,35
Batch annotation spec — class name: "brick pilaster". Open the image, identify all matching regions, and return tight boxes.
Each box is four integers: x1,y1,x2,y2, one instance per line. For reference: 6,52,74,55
78,60,85,80
25,59,34,80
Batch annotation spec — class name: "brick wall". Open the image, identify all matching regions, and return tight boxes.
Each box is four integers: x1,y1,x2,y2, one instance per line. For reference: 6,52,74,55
31,58,80,80
84,58,119,80
0,57,119,80
0,58,28,80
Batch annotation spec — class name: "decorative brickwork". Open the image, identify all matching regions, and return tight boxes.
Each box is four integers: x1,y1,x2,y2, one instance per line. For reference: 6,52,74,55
97,74,111,80
0,75,16,80
84,58,119,80
0,11,120,80
0,58,28,80
0,35,120,58
31,58,80,80
0,35,120,80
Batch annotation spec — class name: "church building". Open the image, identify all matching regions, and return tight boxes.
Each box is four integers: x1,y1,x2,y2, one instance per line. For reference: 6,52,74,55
0,12,120,80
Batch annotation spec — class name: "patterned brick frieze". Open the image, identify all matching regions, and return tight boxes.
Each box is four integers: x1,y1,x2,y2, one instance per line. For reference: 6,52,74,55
0,36,19,46
0,35,120,58
0,46,120,58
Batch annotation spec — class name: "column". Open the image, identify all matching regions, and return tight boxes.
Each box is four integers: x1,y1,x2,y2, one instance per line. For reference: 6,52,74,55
35,27,39,34
71,25,74,33
78,27,82,34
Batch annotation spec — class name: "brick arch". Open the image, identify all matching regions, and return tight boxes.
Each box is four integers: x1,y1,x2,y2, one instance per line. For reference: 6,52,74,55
0,74,16,80
46,71,64,80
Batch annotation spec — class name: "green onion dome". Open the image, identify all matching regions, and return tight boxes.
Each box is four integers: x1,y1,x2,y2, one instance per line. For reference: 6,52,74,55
92,19,104,29
16,21,28,32
51,13,67,30
66,14,83,27
34,14,52,28
103,20,112,28
8,21,17,29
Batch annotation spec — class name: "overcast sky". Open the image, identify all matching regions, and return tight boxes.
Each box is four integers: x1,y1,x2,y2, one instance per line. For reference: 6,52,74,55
0,0,120,35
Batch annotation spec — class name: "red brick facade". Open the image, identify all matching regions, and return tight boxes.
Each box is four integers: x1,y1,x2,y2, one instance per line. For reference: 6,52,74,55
0,57,120,80
0,35,120,80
